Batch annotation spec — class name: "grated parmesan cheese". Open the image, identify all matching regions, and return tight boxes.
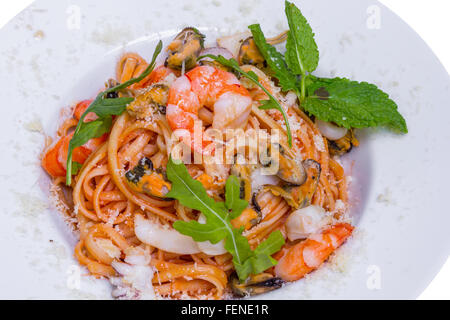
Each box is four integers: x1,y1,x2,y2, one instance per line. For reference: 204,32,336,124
313,134,326,152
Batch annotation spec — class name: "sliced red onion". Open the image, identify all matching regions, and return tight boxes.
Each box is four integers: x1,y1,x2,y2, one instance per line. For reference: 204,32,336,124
199,47,233,62
315,119,348,141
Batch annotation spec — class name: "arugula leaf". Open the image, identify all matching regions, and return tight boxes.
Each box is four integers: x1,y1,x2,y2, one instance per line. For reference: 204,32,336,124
90,97,135,117
201,54,293,148
69,116,113,148
166,158,285,282
304,76,408,133
66,41,163,185
244,231,285,274
248,24,299,94
71,162,82,175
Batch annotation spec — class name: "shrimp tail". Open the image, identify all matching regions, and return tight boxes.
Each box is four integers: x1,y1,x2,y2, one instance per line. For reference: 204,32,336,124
274,223,354,281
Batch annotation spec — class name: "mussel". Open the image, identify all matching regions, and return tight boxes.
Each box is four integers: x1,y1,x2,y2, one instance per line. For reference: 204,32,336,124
166,27,205,71
327,129,359,156
230,163,253,203
126,84,169,119
262,143,306,186
229,164,262,229
238,37,266,67
105,79,120,98
125,157,172,199
260,159,321,209
230,273,284,297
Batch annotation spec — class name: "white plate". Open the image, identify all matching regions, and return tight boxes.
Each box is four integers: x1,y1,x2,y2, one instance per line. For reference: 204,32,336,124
0,0,448,299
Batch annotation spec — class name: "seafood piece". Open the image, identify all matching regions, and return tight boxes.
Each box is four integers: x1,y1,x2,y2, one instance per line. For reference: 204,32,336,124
315,119,348,141
134,214,201,255
73,99,97,122
111,246,155,300
230,163,253,202
266,143,306,186
166,27,205,71
105,78,120,98
275,223,354,281
285,205,332,241
217,30,288,61
217,31,252,59
196,214,227,255
231,207,260,231
230,273,284,297
166,65,252,152
127,84,169,119
238,37,265,67
42,131,106,178
328,129,359,156
125,157,171,199
264,159,321,209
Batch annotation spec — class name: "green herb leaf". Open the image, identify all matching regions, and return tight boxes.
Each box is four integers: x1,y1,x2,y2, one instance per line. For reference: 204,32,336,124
66,41,163,185
248,24,299,94
69,117,113,148
201,54,293,148
71,162,83,175
304,76,408,133
284,0,319,75
166,158,285,281
246,230,285,274
90,97,135,117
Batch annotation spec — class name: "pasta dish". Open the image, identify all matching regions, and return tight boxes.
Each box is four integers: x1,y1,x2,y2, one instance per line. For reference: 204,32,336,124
40,2,407,299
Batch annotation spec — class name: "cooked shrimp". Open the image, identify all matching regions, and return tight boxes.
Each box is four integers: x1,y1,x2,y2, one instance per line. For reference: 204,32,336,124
42,132,106,178
42,101,107,178
274,223,354,281
73,99,97,122
166,65,252,152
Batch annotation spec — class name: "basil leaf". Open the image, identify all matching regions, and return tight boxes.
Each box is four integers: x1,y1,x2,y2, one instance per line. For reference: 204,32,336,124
304,76,408,133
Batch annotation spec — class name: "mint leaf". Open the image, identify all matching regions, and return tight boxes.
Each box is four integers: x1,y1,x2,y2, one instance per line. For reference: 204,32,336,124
66,41,163,185
166,158,285,281
201,54,293,147
304,76,408,133
248,24,299,93
284,0,319,75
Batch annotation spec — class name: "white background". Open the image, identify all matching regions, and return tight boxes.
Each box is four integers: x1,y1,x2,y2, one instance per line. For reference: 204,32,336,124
0,0,448,300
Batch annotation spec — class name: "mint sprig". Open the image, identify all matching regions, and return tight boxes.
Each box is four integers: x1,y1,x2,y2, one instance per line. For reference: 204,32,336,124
166,158,285,282
247,1,407,134
66,41,163,185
